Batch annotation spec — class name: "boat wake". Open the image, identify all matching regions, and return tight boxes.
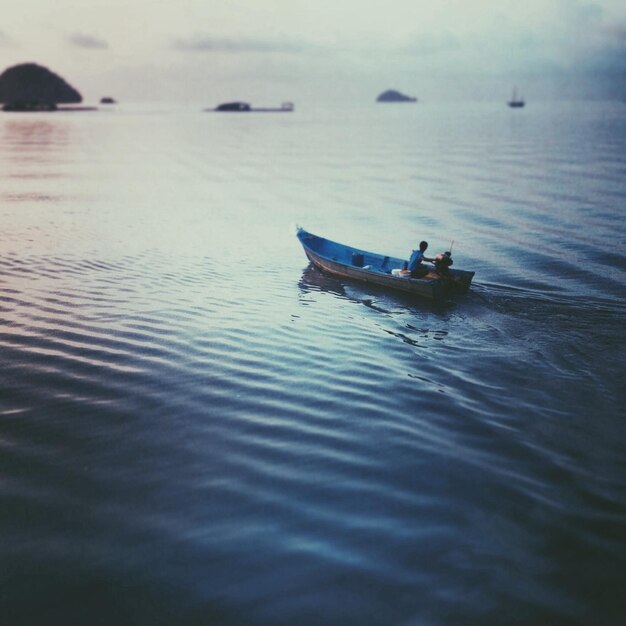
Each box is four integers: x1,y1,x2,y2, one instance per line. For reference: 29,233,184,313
471,280,626,318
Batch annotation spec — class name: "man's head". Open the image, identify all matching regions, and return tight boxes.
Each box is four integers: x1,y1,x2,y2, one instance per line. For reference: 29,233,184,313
419,241,428,252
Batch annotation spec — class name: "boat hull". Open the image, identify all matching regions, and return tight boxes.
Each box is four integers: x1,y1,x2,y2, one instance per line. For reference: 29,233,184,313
297,228,474,303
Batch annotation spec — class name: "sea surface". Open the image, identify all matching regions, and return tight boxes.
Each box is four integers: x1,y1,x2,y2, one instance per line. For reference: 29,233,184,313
1,101,625,625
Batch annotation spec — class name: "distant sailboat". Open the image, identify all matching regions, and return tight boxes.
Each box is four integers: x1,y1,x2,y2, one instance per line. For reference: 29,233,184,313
508,87,525,108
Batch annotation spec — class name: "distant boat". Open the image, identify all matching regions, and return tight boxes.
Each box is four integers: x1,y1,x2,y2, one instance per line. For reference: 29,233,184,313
211,101,294,113
296,228,474,304
508,87,525,108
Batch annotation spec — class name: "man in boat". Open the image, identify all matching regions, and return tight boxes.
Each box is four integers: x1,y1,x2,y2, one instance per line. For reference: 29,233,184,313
419,250,455,282
408,241,434,277
433,251,454,277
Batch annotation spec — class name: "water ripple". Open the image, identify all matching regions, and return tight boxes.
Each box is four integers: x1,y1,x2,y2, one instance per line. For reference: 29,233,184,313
1,103,625,625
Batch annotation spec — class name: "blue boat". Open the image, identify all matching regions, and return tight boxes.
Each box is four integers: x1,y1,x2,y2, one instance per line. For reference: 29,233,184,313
297,228,475,303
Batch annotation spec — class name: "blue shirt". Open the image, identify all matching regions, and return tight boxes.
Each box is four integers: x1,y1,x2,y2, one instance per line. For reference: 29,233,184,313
408,249,425,271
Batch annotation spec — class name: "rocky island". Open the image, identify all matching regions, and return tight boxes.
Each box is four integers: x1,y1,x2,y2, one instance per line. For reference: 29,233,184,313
209,101,294,113
0,63,82,111
376,89,417,103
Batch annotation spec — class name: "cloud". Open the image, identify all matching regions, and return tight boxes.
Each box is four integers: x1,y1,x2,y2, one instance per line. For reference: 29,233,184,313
67,33,109,50
402,32,461,56
603,23,626,41
171,34,307,54
375,0,626,81
0,30,17,48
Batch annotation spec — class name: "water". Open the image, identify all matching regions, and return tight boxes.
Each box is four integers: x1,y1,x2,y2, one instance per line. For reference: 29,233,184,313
1,101,625,625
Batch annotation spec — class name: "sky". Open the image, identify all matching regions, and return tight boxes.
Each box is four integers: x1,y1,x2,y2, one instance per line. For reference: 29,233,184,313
1,0,625,103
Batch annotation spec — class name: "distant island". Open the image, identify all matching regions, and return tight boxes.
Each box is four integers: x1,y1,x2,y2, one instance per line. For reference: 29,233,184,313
376,89,417,103
100,97,117,105
215,101,251,112
209,101,294,113
0,63,82,111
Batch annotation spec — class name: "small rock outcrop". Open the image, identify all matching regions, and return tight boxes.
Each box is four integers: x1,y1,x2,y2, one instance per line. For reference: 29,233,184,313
0,63,82,111
215,101,251,111
376,89,417,103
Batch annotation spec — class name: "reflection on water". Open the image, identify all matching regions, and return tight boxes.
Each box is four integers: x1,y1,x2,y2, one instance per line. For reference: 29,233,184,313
298,264,348,298
3,119,71,154
1,119,74,204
